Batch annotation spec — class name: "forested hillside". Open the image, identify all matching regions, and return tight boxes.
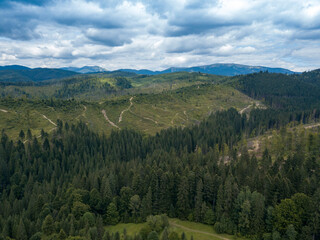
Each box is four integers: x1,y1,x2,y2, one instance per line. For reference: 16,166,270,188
233,72,320,111
0,72,223,100
0,106,320,240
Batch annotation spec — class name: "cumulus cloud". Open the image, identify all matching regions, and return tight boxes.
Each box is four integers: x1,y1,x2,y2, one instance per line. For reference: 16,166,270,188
0,0,319,71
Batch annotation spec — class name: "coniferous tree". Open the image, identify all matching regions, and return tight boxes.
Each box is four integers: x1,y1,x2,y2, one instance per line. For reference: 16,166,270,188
27,129,32,140
17,219,27,240
177,177,189,219
58,229,67,240
42,215,55,236
238,200,251,235
141,187,152,220
19,130,25,140
130,195,141,223
194,179,203,222
106,203,119,225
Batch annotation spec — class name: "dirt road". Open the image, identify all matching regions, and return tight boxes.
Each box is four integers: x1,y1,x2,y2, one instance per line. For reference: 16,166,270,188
102,110,120,129
42,114,57,126
304,123,320,129
119,97,134,122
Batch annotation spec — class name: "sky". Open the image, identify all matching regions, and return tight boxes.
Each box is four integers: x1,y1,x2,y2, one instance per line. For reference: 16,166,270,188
0,0,320,71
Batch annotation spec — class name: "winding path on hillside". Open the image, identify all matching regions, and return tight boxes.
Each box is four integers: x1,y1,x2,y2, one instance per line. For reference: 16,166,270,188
143,116,158,124
239,102,266,115
102,110,120,129
170,221,230,240
41,114,57,126
119,97,134,122
304,123,320,129
239,104,252,114
171,113,179,125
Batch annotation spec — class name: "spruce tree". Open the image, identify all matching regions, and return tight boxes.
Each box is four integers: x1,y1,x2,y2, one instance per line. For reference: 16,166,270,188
177,177,189,219
106,203,119,225
194,179,203,222
17,219,27,240
42,215,55,236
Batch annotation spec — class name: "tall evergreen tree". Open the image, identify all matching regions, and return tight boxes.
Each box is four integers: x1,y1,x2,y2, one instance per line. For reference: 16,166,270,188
194,179,203,222
106,203,119,225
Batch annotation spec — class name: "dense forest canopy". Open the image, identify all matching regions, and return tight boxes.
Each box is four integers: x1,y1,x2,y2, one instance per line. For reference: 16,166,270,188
0,107,320,240
234,71,320,111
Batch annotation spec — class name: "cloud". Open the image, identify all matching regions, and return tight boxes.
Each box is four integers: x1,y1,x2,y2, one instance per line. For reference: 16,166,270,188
165,0,264,36
85,28,133,46
0,0,49,6
0,2,42,40
0,0,319,71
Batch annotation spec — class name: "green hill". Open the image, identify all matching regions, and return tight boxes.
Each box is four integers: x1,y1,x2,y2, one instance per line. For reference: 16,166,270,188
0,84,257,139
0,72,225,100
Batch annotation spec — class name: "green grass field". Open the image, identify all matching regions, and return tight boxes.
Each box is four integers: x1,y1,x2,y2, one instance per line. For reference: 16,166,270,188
105,219,247,240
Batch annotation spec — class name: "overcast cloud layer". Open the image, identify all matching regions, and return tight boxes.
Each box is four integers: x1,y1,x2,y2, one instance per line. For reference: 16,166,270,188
0,0,320,71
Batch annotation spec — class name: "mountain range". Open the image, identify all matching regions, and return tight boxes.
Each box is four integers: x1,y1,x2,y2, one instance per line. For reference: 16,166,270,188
0,63,301,82
119,63,297,76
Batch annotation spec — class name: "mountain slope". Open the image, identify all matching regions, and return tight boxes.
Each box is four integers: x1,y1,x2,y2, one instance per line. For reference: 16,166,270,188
0,68,78,82
233,71,320,111
298,68,320,86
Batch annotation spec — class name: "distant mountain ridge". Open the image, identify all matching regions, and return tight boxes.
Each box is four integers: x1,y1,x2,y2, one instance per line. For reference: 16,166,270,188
0,63,301,82
0,68,78,82
61,66,107,73
119,63,298,76
0,65,30,70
